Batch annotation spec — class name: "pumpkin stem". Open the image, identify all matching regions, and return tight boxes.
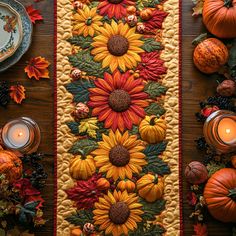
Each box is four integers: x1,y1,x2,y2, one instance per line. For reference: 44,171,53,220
228,188,236,201
150,117,156,126
224,0,233,8
154,175,159,184
192,33,208,46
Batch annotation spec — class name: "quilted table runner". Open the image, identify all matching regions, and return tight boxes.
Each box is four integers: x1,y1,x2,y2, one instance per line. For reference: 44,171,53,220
56,0,181,235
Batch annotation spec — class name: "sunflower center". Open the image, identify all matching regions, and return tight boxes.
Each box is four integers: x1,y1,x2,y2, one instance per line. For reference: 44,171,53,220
109,202,130,224
107,35,129,56
108,0,124,4
109,145,130,167
108,89,131,112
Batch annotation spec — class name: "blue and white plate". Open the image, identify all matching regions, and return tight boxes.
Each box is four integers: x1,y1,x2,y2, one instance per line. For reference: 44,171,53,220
0,0,33,72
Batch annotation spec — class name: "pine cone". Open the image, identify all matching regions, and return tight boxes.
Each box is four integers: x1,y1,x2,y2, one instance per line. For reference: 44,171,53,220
217,80,236,97
0,81,10,107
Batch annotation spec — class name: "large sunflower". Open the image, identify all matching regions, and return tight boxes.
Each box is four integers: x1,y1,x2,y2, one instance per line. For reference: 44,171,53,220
73,7,103,37
88,70,148,131
92,130,147,180
91,20,144,72
93,190,143,236
98,0,135,19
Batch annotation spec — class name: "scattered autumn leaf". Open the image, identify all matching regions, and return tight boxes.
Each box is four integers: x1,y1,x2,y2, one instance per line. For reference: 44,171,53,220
10,85,26,104
25,56,50,80
187,192,198,206
26,5,43,24
192,0,204,17
193,223,208,236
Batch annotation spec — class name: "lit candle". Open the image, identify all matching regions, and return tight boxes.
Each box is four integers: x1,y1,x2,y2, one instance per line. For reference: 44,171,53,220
217,118,236,144
7,123,30,147
203,110,236,154
1,117,41,154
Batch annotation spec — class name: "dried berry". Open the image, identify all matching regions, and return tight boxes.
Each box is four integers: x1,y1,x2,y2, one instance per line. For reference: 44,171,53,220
217,79,236,97
0,81,10,108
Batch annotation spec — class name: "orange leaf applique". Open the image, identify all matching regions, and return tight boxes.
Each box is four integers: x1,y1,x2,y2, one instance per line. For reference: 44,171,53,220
193,223,208,236
25,56,50,80
26,5,43,24
10,85,26,104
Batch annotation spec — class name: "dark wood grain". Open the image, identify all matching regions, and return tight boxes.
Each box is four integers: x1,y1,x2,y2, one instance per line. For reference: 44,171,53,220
182,1,233,235
0,0,54,235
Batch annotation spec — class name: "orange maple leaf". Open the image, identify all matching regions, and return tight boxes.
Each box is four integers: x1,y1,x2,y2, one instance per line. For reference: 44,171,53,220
25,56,50,80
10,85,26,104
25,5,43,24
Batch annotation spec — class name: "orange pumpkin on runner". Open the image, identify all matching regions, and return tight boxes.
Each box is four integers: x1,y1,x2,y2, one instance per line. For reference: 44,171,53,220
203,0,236,38
193,38,229,74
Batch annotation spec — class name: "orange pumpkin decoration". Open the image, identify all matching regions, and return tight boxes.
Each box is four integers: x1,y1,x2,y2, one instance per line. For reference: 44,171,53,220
117,179,136,192
137,174,164,202
0,150,22,183
96,178,110,190
71,227,83,236
203,0,236,39
126,6,136,14
140,9,153,21
231,155,236,168
193,38,229,74
185,161,208,184
204,168,236,223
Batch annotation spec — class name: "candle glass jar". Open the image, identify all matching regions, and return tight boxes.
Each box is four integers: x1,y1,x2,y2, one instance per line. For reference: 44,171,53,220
203,110,236,154
1,117,41,154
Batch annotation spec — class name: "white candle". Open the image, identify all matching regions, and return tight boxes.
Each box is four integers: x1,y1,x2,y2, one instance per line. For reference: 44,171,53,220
218,118,236,144
7,123,30,147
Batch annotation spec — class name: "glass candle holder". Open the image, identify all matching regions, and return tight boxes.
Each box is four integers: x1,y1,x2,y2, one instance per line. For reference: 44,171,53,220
1,117,41,154
203,110,236,154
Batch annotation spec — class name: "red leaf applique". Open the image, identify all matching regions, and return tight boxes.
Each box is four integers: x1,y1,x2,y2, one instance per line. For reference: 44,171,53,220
10,85,26,104
25,56,50,80
26,5,43,24
193,223,208,236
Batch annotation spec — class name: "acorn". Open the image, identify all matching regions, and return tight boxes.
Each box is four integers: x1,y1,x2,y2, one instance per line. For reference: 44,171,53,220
70,68,82,80
73,102,89,120
73,1,84,10
126,14,138,27
216,79,236,97
136,22,146,34
83,223,95,234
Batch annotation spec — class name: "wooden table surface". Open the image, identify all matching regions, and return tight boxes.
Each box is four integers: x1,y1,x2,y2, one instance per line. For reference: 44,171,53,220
0,0,233,235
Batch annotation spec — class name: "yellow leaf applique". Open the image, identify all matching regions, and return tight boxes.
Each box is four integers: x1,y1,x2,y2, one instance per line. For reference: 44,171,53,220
79,117,99,138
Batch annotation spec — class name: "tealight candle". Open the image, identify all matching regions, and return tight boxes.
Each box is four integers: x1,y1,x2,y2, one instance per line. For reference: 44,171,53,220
203,110,236,154
1,117,41,154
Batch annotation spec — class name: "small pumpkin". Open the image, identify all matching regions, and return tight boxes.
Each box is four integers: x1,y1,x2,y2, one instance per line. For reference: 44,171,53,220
231,155,236,168
137,174,164,202
96,178,110,190
117,179,136,192
193,38,229,74
69,155,96,180
185,161,208,184
140,9,153,20
126,6,136,14
139,115,167,144
203,0,236,39
204,168,236,223
71,227,83,236
0,150,22,183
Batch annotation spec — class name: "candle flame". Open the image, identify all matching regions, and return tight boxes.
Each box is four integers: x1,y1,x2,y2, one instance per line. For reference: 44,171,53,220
225,129,231,134
18,132,23,137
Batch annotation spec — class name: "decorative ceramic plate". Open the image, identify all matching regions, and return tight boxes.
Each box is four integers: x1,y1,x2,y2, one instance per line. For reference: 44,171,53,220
0,2,23,62
0,0,33,72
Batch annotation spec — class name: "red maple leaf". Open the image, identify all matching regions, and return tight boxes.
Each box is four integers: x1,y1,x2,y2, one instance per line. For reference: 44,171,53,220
26,5,43,24
193,223,208,236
